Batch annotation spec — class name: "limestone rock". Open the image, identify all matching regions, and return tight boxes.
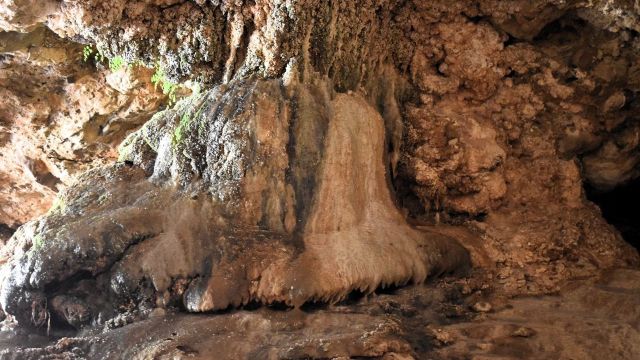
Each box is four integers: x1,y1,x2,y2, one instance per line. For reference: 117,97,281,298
0,0,639,358
0,27,165,229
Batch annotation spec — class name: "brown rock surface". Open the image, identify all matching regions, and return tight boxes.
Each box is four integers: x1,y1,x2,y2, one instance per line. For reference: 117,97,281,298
2,268,639,359
0,27,165,229
0,0,639,359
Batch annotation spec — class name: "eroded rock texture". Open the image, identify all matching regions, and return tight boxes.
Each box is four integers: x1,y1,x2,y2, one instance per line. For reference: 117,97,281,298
0,26,165,230
0,76,469,329
0,0,639,359
397,8,640,295
3,268,640,359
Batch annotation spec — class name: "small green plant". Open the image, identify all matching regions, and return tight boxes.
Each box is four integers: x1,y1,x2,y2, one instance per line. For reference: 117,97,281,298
32,234,44,252
94,49,105,63
173,112,192,146
47,197,66,215
150,67,163,85
83,45,130,74
151,64,178,105
82,45,93,62
163,81,178,104
109,56,125,72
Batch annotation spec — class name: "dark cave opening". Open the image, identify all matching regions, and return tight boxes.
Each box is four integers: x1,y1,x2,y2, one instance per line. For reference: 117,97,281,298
533,14,587,43
586,179,640,251
0,224,14,244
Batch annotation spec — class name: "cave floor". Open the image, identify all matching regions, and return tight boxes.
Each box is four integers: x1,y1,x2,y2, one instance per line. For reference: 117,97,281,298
1,268,639,359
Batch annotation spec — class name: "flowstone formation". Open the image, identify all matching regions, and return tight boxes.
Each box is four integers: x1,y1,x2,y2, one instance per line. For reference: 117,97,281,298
1,0,640,358
0,76,469,328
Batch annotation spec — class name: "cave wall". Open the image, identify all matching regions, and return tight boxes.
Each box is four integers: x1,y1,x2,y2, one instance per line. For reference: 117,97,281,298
0,26,166,230
0,0,639,309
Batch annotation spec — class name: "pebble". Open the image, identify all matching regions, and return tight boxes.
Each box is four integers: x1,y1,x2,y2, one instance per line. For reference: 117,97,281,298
149,308,166,318
512,326,536,338
472,301,492,313
429,326,456,346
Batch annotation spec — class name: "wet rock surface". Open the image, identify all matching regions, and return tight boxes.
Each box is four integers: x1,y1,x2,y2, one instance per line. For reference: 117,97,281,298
436,268,640,359
2,268,640,359
0,77,469,330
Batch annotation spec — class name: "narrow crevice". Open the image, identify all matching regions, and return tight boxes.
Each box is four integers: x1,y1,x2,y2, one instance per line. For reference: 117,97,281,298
0,224,15,243
586,179,640,250
533,14,586,43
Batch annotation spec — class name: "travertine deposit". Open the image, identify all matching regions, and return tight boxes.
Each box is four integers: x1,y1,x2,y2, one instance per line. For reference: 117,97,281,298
0,0,639,359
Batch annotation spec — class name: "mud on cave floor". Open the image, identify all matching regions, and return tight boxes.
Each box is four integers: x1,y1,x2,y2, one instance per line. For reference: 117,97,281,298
1,266,640,359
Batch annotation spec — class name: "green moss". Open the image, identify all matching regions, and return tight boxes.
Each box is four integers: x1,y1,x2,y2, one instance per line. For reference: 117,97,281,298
151,64,179,105
150,66,163,85
109,56,125,72
32,234,44,252
163,82,178,104
82,44,105,63
173,112,193,146
94,49,105,63
47,197,66,215
82,45,93,62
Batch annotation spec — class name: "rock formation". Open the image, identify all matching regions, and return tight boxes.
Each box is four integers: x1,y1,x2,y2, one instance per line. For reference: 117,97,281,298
0,26,165,229
0,0,639,359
